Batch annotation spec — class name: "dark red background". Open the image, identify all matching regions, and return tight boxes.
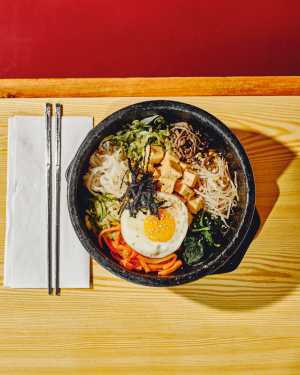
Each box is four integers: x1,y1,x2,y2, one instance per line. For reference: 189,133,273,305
0,0,299,78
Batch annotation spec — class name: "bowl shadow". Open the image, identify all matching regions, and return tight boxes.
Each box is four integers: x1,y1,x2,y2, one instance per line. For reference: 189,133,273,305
171,129,298,311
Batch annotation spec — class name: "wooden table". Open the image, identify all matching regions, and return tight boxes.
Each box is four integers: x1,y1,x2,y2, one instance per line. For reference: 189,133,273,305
0,77,300,375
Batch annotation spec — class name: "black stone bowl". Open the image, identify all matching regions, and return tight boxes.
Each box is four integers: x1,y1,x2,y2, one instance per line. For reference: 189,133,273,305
66,100,255,286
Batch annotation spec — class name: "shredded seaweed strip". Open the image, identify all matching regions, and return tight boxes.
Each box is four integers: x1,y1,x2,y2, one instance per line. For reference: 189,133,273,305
119,159,162,218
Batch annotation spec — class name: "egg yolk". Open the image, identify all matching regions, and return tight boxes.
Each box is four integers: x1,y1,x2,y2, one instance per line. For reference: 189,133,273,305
144,210,176,242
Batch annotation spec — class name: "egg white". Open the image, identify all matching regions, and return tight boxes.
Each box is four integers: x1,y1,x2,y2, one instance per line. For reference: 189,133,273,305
120,192,188,258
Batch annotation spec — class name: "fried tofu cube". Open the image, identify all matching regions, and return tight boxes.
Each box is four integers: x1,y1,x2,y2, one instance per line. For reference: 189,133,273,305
145,145,164,164
180,162,188,170
162,150,180,164
174,180,194,200
187,196,204,214
159,177,176,194
160,159,182,179
183,169,198,188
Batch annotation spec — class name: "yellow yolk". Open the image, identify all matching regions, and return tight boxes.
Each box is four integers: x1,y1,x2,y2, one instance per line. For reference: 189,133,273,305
144,210,176,242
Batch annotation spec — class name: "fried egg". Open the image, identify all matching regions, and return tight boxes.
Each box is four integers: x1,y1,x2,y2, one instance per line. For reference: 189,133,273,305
120,192,188,258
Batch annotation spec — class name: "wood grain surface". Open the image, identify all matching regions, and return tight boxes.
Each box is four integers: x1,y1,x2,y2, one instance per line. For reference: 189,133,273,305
0,95,300,375
0,76,300,98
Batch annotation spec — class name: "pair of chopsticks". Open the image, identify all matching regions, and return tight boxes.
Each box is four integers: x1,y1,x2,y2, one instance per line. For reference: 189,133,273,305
45,103,62,295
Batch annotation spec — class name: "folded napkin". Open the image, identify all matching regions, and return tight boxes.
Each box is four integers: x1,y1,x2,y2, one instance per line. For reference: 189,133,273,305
4,115,92,288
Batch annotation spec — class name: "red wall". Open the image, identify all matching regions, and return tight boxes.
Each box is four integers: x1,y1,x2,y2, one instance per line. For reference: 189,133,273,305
0,0,299,78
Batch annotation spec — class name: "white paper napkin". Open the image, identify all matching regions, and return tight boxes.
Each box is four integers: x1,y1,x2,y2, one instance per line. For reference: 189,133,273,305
4,115,92,288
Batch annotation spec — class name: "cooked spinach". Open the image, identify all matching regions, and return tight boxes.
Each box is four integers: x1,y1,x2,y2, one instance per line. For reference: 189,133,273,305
182,211,221,266
182,236,204,265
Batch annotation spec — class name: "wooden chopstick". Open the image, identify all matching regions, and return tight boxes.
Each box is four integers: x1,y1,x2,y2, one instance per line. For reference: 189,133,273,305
45,103,53,295
55,103,62,295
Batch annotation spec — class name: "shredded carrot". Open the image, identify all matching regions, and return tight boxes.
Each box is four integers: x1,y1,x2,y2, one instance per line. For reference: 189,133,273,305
110,251,122,262
117,244,132,252
158,260,182,276
102,237,122,264
99,226,181,276
129,250,138,260
117,245,132,258
111,240,119,249
114,230,121,246
120,259,134,270
100,225,120,236
98,225,120,246
162,256,177,270
148,264,164,272
138,257,151,273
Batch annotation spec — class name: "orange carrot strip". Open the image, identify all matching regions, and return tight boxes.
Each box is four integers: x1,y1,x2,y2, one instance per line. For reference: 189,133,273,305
113,244,133,258
158,260,182,276
129,250,138,260
110,247,124,260
120,259,134,271
162,257,177,270
114,230,121,246
117,244,132,252
139,253,177,264
100,225,120,236
98,225,120,245
111,240,119,249
138,257,151,273
148,264,164,272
